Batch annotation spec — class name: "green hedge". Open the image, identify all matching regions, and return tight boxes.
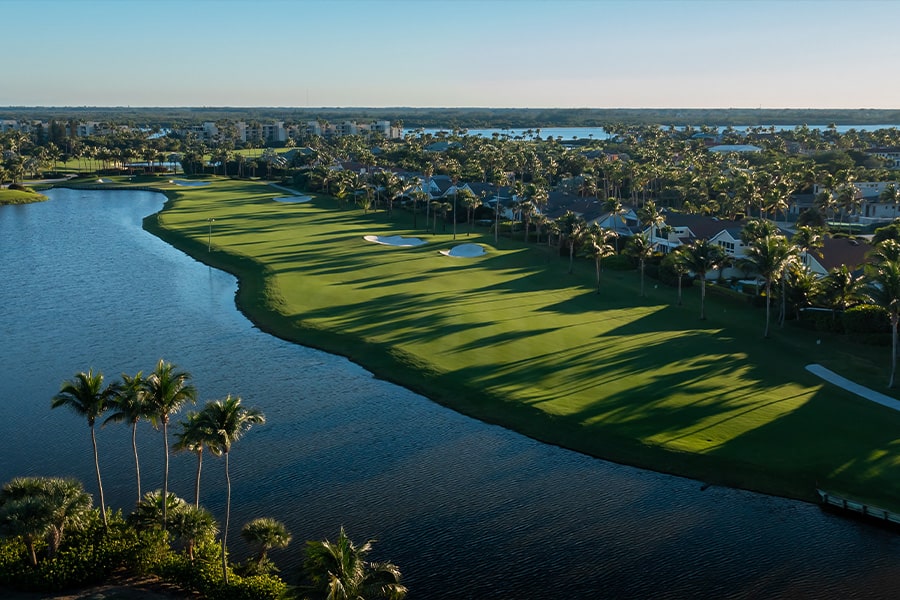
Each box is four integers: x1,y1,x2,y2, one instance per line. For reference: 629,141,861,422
842,305,889,335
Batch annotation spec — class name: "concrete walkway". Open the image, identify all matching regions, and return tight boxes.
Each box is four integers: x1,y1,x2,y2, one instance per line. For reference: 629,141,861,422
805,364,900,412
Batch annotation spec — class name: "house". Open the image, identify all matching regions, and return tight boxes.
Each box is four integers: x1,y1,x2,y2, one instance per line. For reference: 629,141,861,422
643,214,745,255
867,147,900,169
804,237,873,277
811,181,900,225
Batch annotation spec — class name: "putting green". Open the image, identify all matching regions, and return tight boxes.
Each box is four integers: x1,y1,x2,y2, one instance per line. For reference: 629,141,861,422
142,178,900,509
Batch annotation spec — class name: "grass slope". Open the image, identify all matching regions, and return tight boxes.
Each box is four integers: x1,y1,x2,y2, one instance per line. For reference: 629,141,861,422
0,188,47,205
137,177,900,509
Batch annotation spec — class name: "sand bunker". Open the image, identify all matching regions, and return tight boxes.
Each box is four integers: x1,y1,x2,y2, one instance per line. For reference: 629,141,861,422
96,178,111,183
363,235,427,247
169,180,210,187
274,195,313,203
440,243,486,258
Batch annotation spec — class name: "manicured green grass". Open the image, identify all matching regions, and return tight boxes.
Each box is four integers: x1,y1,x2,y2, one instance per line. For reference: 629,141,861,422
0,188,47,204
137,177,900,509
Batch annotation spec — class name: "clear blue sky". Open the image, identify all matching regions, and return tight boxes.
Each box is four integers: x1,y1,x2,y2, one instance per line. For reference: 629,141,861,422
3,0,897,109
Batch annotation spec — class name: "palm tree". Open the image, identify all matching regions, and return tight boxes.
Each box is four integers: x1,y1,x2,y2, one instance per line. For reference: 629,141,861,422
0,477,92,566
669,246,691,306
557,211,586,274
129,489,188,533
603,197,627,252
241,517,292,573
144,359,197,529
103,371,152,503
202,395,265,584
456,187,479,235
626,233,655,297
791,226,824,269
173,410,214,508
740,218,779,246
582,225,616,294
679,239,729,319
821,264,866,323
172,503,218,563
303,527,407,600
50,369,119,530
866,257,900,388
739,234,797,338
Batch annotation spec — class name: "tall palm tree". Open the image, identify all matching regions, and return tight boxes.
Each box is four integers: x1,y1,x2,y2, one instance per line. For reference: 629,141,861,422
626,233,655,297
144,359,197,529
241,517,292,573
669,246,691,306
103,371,152,503
679,239,729,319
50,370,119,530
173,410,214,508
866,257,900,388
304,527,407,600
202,395,265,584
739,234,797,338
582,224,616,294
557,211,586,274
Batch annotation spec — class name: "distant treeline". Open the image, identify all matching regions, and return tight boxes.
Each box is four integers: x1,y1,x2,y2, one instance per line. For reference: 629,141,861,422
2,106,900,128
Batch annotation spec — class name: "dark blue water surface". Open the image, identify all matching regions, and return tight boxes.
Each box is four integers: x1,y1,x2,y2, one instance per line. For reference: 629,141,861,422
2,188,899,599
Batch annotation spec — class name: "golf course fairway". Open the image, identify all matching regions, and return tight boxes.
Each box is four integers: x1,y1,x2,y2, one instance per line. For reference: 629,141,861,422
136,176,900,510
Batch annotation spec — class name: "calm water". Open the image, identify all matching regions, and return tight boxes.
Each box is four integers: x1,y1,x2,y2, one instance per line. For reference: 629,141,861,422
2,188,900,599
410,124,900,140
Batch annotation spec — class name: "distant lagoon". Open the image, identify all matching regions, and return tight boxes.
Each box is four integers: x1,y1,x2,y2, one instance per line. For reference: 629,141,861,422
408,124,900,141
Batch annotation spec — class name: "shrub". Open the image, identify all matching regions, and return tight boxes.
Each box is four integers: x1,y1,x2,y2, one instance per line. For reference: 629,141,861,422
156,540,287,600
0,511,144,592
658,254,694,288
7,183,29,192
602,254,634,271
800,309,845,334
842,305,889,335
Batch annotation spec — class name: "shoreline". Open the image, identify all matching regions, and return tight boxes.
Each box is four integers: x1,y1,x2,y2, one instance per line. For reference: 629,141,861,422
135,186,816,503
119,177,900,512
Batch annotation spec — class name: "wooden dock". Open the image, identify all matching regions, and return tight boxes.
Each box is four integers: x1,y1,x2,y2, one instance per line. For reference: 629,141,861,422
817,489,900,527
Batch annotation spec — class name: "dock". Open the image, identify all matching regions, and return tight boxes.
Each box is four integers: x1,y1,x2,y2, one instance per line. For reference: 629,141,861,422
817,489,900,527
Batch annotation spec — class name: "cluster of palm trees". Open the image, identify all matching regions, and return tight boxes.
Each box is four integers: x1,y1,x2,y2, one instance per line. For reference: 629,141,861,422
47,359,265,583
2,358,408,598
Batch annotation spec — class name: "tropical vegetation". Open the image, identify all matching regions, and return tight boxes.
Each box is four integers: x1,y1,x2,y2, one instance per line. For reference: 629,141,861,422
9,114,900,595
3,359,405,599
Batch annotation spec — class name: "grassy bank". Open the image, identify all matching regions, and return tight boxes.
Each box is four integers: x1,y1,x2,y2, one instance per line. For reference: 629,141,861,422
0,188,47,204
133,177,900,510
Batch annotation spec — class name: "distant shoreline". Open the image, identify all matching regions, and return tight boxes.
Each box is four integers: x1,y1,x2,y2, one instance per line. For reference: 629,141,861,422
4,106,900,128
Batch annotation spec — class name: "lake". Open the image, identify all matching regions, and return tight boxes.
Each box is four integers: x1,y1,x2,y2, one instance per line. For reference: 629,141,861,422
1,188,899,598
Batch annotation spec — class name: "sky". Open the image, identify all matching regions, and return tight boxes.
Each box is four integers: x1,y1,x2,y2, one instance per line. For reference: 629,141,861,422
2,0,898,109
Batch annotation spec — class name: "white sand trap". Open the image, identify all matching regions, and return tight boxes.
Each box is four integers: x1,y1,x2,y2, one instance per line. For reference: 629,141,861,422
364,235,427,247
96,178,111,183
274,195,313,203
806,364,900,412
440,243,486,258
169,180,210,187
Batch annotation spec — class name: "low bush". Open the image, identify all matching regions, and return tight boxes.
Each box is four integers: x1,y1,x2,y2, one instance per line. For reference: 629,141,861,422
157,541,287,600
800,309,844,333
602,254,634,271
842,305,889,335
0,512,144,592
